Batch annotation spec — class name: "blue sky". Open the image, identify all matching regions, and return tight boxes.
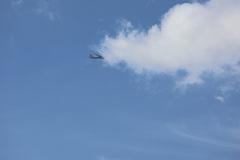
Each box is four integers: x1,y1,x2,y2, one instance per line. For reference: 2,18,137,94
1,0,240,160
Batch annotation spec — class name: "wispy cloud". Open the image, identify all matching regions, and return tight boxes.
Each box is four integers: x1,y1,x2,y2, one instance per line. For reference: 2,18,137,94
96,0,240,86
11,0,23,6
34,0,59,21
96,156,120,160
96,156,110,160
215,96,225,103
11,0,60,21
167,123,240,151
145,0,156,7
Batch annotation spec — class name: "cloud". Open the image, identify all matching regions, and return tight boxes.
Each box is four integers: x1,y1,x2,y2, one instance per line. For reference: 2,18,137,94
96,156,120,160
12,0,59,21
166,123,240,150
97,156,110,160
12,0,23,6
34,0,59,21
215,96,225,103
96,0,240,85
172,128,240,150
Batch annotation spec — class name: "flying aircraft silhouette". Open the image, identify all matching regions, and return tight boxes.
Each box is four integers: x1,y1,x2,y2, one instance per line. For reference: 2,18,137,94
89,53,104,59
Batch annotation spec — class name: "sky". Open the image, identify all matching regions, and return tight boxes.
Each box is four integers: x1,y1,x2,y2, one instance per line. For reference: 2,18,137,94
0,0,240,160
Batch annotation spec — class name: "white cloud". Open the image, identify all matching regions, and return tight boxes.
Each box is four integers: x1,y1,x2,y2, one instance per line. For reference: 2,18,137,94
166,123,240,150
96,0,240,85
34,0,59,21
96,156,120,160
12,0,59,21
215,96,225,103
97,156,109,160
172,128,240,150
12,0,23,6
